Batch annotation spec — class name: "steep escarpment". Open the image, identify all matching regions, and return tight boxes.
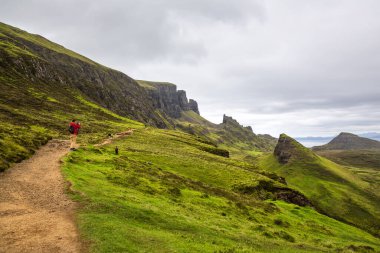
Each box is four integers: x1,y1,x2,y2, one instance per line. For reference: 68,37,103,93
0,22,167,127
136,80,200,118
313,132,380,151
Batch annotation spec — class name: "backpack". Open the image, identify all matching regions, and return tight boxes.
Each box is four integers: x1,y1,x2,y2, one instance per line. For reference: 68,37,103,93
68,125,75,134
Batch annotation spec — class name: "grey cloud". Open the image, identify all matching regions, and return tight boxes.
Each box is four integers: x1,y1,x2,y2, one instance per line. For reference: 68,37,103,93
0,0,264,65
1,0,379,136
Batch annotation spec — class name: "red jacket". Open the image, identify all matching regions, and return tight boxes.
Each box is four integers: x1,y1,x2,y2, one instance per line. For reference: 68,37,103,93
70,122,81,135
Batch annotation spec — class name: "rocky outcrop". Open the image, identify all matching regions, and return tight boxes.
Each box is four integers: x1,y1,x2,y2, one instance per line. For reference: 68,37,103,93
274,134,316,164
136,80,200,118
188,99,199,115
312,132,380,151
219,115,277,152
274,135,294,164
234,180,312,207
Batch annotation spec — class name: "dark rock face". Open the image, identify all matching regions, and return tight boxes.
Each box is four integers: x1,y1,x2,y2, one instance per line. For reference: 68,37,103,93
274,189,312,207
274,136,293,164
139,81,200,118
0,23,172,128
274,134,315,164
222,114,243,127
188,99,199,115
234,180,312,207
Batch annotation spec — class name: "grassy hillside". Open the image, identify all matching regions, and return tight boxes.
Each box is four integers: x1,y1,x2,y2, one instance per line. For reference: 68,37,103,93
63,128,380,252
2,21,380,252
174,111,276,158
316,149,380,201
259,134,380,237
0,22,169,128
316,149,380,170
0,72,143,171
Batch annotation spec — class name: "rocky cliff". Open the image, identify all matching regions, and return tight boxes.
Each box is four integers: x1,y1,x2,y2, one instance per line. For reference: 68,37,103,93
136,80,200,118
0,22,169,127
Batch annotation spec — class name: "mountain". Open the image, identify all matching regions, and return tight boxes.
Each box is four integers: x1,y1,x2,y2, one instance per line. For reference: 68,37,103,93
2,22,380,251
313,132,380,151
0,22,172,127
360,132,380,141
295,132,380,147
0,22,275,170
260,134,380,237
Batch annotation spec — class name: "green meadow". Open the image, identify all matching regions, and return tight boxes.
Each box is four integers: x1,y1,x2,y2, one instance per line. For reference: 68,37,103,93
63,128,380,252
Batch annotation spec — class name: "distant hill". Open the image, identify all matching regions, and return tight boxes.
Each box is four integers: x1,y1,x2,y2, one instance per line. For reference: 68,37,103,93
312,132,380,151
360,132,380,141
295,132,380,147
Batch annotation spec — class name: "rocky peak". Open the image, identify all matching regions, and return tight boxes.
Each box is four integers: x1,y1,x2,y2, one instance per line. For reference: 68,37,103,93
136,80,200,118
188,99,199,115
222,115,253,133
274,134,315,164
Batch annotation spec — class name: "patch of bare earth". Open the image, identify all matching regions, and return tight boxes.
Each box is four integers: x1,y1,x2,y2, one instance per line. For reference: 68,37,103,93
0,140,82,253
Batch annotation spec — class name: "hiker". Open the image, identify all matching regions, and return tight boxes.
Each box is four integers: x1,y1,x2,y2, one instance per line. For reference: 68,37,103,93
68,119,81,151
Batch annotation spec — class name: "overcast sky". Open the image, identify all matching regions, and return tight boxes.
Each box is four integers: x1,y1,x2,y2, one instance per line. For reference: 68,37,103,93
2,0,380,137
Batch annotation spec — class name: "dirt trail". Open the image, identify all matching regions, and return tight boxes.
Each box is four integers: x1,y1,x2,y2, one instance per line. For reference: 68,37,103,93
0,140,81,253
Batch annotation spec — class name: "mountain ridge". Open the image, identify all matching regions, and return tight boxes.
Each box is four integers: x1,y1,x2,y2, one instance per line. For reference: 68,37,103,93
0,21,276,171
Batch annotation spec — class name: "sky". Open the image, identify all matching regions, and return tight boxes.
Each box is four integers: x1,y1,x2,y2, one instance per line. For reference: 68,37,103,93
1,0,380,137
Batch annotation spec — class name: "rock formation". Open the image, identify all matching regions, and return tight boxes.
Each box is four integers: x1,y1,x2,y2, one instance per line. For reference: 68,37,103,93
219,115,277,151
274,134,316,164
136,80,200,118
0,22,171,128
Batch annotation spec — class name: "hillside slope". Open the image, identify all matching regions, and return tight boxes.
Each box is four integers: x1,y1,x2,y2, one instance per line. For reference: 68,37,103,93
63,129,380,252
0,22,168,126
175,112,277,155
0,22,276,171
313,132,380,151
259,134,380,236
1,21,380,252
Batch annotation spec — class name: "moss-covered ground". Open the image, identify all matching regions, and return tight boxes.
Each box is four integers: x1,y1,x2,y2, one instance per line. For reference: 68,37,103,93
2,21,380,252
63,128,380,252
258,148,380,238
0,74,142,171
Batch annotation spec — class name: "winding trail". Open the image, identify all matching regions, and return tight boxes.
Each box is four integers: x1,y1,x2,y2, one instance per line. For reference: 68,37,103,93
0,140,81,253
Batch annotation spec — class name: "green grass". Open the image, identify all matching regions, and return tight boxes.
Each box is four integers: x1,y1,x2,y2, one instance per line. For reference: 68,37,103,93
62,128,380,252
2,20,380,253
0,73,143,171
174,111,276,157
316,149,380,170
136,80,176,91
0,22,102,66
258,151,380,237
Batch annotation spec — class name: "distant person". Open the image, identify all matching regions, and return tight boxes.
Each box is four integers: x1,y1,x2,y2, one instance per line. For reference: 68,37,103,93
68,119,81,151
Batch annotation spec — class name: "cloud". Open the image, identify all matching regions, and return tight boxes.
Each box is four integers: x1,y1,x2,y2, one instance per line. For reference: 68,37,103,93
1,0,379,136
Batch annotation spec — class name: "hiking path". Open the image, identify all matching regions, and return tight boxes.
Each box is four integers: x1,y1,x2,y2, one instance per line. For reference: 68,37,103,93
0,140,82,253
